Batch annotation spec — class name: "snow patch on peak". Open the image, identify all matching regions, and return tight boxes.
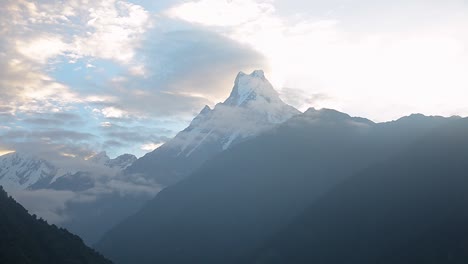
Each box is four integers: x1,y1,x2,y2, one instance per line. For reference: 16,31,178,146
250,69,265,78
164,70,300,158
0,152,58,191
225,70,279,107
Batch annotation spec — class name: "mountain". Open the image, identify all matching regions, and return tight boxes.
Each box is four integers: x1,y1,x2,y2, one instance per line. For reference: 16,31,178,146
104,154,137,170
0,152,137,192
0,186,111,264
0,153,60,192
124,70,300,186
89,152,137,170
0,151,140,245
250,117,468,264
96,109,452,264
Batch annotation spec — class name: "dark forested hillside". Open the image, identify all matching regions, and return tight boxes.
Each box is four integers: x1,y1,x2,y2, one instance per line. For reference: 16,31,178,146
250,117,468,264
0,186,112,264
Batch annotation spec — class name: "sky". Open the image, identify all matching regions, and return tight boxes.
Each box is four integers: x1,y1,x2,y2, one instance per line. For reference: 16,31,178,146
1,0,468,158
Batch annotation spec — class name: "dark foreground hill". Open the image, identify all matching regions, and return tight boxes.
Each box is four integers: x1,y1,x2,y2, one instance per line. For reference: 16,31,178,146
96,108,452,264
250,117,468,264
0,186,112,264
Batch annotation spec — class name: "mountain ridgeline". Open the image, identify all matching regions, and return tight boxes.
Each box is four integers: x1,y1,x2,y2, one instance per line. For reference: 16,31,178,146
97,82,462,264
3,69,468,264
0,186,111,264
250,117,468,264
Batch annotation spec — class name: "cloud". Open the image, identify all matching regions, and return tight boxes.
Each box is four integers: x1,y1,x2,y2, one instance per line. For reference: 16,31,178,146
167,0,468,121
141,142,163,151
280,88,332,112
82,27,268,120
100,123,172,147
0,0,152,114
4,129,95,142
22,112,84,126
70,0,152,64
167,0,275,27
9,168,161,224
11,189,77,223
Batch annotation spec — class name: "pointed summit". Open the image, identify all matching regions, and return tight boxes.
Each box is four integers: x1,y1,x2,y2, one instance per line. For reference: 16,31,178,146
224,70,280,107
199,105,212,115
250,69,265,78
125,69,300,186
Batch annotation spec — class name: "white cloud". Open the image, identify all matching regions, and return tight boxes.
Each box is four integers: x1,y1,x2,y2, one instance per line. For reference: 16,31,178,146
167,0,275,27
1,0,153,115
70,0,152,64
0,58,81,113
15,35,67,63
11,189,77,223
99,107,129,119
141,142,163,151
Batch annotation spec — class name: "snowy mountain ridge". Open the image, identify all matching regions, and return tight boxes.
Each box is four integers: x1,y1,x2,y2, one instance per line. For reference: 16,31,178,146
0,152,57,191
0,151,137,192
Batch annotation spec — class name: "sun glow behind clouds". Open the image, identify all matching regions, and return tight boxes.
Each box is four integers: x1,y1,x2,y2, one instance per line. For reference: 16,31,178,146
141,143,163,152
167,0,468,121
0,150,15,157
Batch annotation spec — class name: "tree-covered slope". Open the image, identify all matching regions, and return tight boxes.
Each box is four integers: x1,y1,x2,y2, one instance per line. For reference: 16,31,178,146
0,186,112,264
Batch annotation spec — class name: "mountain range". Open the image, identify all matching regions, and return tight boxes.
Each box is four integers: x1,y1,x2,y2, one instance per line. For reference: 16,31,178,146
2,69,468,264
0,70,300,246
96,94,458,263
0,151,136,192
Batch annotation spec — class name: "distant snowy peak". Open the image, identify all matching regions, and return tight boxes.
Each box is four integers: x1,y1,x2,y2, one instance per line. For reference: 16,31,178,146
0,151,137,192
0,152,58,191
106,154,137,169
88,152,137,169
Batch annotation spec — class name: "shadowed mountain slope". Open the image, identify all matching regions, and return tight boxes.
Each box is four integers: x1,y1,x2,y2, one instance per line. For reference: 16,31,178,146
250,117,468,264
97,108,453,264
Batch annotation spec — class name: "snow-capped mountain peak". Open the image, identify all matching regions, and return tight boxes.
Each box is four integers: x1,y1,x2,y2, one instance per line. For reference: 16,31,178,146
0,152,58,191
125,69,301,186
0,151,137,192
88,151,137,169
224,70,280,107
165,70,300,156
